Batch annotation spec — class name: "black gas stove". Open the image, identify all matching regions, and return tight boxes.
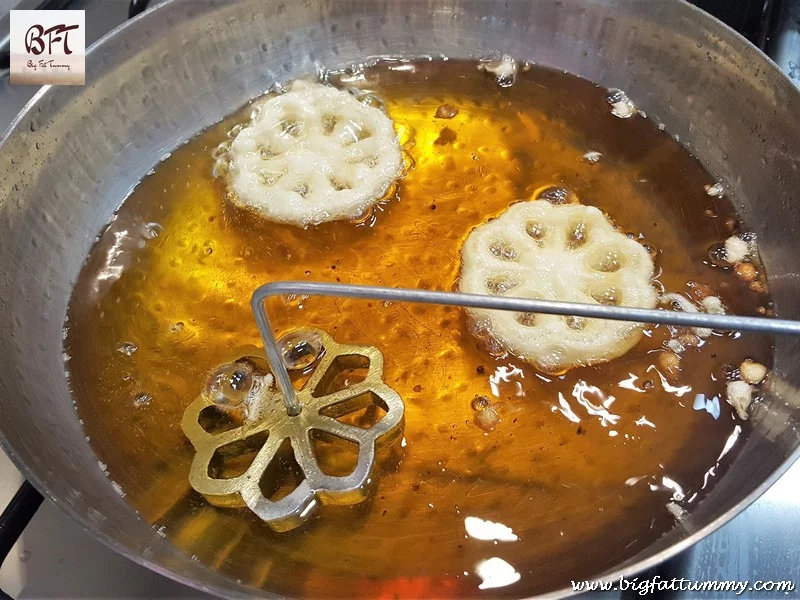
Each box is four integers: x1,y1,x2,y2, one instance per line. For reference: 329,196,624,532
0,1,798,599
695,0,800,82
695,0,776,46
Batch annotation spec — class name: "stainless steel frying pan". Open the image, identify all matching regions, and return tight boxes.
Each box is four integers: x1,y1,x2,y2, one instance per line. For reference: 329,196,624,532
1,0,800,597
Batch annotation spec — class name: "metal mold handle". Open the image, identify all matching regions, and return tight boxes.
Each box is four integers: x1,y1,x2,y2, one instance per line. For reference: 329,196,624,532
251,281,800,416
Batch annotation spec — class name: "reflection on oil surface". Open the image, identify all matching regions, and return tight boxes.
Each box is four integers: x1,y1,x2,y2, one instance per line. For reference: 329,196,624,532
65,60,772,597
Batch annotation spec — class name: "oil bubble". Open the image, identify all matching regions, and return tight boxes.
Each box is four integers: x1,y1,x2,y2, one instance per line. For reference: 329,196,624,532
204,362,254,409
606,89,636,119
144,223,163,239
534,185,578,205
278,329,324,371
583,151,603,163
117,342,138,356
133,392,152,407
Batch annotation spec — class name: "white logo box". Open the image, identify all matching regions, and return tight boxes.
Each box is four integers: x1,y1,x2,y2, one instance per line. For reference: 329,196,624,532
10,10,85,85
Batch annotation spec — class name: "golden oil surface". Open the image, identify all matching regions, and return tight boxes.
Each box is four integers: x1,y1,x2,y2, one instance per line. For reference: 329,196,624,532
66,61,772,597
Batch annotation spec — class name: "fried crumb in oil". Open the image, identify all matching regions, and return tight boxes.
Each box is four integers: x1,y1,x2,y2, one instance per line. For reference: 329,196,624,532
434,104,459,119
740,359,767,384
658,351,681,378
471,395,498,432
433,127,457,146
735,262,757,282
677,332,701,348
474,406,499,432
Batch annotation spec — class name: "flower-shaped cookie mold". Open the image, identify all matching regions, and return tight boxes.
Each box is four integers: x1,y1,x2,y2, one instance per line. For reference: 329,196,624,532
182,328,404,531
459,200,657,373
224,80,403,227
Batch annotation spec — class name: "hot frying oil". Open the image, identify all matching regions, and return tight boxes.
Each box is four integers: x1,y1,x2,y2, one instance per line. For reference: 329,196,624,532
65,60,772,597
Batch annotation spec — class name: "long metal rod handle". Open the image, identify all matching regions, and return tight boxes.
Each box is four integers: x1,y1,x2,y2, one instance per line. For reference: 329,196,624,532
251,281,800,416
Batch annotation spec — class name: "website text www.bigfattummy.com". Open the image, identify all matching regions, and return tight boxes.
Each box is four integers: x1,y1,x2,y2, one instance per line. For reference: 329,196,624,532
571,576,796,596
